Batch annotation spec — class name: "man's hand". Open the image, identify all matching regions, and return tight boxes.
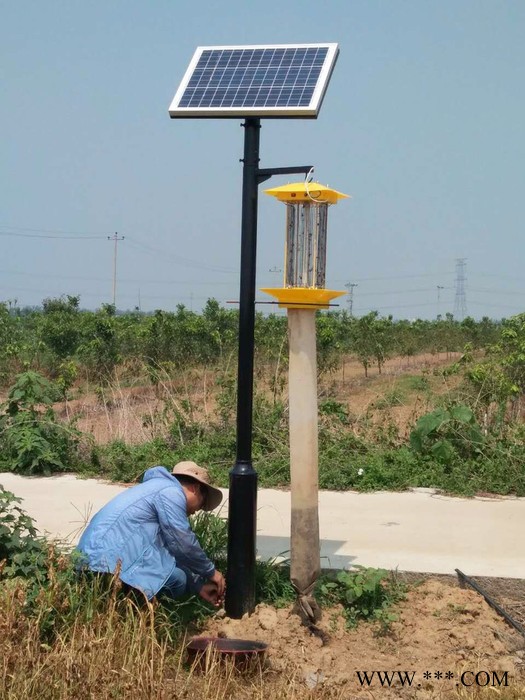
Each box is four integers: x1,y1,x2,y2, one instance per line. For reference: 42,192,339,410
209,569,226,598
199,582,222,607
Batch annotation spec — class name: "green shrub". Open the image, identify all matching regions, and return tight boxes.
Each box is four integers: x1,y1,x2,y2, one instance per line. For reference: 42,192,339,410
373,389,405,409
317,566,405,631
189,510,227,566
402,374,431,392
0,371,82,475
319,399,350,423
0,486,47,578
410,404,484,465
91,438,179,481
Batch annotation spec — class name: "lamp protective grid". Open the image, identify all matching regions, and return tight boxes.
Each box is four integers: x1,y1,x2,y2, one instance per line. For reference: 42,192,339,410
284,202,329,289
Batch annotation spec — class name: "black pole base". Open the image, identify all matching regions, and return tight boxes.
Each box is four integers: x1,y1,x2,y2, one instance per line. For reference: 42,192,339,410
225,461,257,618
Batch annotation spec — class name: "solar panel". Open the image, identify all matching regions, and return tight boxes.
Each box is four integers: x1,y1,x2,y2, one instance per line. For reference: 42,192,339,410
168,43,339,119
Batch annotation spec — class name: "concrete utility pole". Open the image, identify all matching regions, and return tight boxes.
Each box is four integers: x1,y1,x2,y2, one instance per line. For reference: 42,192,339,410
288,308,320,610
108,232,125,307
437,285,444,316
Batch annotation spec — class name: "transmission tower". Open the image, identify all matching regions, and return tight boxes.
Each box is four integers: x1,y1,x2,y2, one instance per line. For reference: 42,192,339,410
345,282,358,316
453,258,467,320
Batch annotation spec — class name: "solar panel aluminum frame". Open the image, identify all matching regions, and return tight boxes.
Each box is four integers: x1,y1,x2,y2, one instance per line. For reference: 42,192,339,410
168,43,339,119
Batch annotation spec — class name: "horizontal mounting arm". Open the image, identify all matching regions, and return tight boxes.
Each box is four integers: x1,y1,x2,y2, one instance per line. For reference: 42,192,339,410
257,165,314,184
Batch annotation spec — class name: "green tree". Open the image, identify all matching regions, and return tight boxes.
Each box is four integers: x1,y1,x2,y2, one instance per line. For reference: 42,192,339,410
466,313,525,421
76,306,120,381
316,312,345,375
37,295,81,369
351,312,393,377
201,298,237,363
497,313,525,392
0,303,25,384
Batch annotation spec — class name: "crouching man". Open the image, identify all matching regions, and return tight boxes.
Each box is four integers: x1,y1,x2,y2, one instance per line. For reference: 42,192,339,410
77,461,225,606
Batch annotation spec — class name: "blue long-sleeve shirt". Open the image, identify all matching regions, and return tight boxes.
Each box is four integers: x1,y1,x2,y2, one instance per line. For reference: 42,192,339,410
77,466,215,599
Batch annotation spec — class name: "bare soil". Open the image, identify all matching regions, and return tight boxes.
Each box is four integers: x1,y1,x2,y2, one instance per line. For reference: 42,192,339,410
57,351,462,445
200,578,525,697
50,352,525,694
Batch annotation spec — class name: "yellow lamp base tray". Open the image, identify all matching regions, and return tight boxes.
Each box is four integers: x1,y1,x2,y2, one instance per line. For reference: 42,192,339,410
260,287,346,310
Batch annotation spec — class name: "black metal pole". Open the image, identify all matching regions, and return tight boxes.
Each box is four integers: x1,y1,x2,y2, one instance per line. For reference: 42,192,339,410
225,118,260,618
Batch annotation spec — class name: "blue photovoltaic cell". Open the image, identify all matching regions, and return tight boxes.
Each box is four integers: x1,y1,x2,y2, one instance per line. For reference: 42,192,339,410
178,47,328,110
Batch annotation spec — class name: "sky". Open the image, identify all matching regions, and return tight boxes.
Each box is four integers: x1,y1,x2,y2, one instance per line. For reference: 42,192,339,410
2,1,524,320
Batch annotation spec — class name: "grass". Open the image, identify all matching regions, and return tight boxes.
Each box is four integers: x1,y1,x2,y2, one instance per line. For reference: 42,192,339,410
60,359,524,497
397,373,432,394
0,559,359,699
1,498,524,699
71,424,525,497
1,568,523,699
2,354,524,497
1,581,174,699
372,388,406,409
0,494,411,699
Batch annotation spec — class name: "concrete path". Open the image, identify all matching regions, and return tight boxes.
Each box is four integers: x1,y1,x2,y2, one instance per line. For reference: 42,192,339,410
1,473,523,579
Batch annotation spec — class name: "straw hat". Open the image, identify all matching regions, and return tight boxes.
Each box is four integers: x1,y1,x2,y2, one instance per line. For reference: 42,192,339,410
172,461,223,512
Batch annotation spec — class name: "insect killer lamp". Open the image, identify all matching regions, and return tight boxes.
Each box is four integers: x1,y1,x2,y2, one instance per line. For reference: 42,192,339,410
261,180,349,620
261,181,348,308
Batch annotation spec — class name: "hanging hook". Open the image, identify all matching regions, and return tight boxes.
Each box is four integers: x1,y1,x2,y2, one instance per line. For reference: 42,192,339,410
304,167,330,204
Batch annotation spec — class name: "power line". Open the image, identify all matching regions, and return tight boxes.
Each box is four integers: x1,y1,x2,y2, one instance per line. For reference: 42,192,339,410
1,225,238,273
0,285,115,299
333,272,455,283
0,269,111,282
0,268,237,285
354,286,453,298
352,301,443,312
0,224,112,236
19,263,523,297
0,284,220,303
126,238,237,274
468,300,525,311
0,230,107,240
468,287,525,297
474,273,525,283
